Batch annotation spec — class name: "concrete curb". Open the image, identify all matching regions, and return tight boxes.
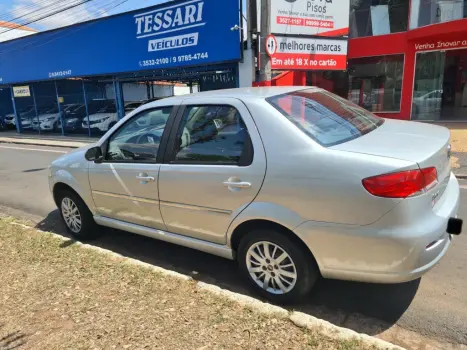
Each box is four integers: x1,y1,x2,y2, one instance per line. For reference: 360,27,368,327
9,220,405,350
0,138,89,149
455,174,467,179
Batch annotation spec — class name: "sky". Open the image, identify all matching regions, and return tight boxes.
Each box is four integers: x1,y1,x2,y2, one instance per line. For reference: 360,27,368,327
0,0,171,31
0,0,247,32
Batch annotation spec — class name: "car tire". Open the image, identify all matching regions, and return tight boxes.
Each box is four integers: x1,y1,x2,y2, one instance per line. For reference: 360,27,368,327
57,189,98,240
237,228,319,304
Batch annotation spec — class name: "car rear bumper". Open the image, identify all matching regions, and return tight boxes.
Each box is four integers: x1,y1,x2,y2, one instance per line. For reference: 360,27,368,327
294,172,460,284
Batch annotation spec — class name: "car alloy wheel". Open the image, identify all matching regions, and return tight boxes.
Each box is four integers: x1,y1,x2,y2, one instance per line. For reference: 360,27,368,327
61,197,82,233
246,241,297,295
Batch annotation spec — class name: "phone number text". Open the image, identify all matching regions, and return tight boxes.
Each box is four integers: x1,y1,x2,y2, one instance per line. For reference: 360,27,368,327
139,52,209,67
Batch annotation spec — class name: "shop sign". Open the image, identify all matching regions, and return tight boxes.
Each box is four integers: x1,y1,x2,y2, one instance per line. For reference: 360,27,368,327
13,86,30,97
270,0,350,37
0,0,241,84
266,35,347,70
415,39,467,51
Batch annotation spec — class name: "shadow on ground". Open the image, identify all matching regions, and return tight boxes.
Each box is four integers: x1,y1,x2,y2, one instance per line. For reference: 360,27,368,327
36,210,420,336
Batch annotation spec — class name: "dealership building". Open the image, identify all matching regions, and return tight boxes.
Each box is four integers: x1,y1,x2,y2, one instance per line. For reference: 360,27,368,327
0,0,244,137
1,0,467,138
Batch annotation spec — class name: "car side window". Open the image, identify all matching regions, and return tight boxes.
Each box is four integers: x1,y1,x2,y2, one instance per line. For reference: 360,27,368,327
172,105,252,165
106,107,173,162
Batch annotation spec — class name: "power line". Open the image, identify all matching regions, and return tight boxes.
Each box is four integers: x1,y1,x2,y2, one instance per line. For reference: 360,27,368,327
0,0,64,22
51,0,127,26
31,0,117,28
0,0,129,56
0,0,95,35
2,0,90,31
0,0,71,27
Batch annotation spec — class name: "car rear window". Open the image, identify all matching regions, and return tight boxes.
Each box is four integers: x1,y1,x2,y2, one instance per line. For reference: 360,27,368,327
267,89,384,147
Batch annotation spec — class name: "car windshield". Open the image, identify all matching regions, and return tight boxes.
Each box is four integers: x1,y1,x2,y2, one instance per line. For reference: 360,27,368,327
97,104,116,113
267,89,384,147
44,107,58,114
64,104,79,111
125,102,142,110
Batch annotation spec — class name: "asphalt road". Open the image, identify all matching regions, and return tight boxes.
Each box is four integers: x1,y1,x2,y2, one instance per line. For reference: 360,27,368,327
0,143,466,347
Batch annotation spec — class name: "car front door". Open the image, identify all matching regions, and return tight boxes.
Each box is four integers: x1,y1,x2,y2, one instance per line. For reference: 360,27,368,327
88,106,176,230
158,98,266,244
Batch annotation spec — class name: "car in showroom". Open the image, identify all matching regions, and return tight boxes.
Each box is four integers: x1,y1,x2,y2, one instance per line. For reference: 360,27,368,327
58,104,98,133
33,104,88,132
49,87,462,303
82,102,118,133
124,101,144,114
32,105,61,131
4,106,36,129
412,89,443,119
83,101,151,133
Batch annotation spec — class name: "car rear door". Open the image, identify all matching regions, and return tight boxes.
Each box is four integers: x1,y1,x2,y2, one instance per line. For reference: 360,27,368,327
88,106,176,230
158,97,266,245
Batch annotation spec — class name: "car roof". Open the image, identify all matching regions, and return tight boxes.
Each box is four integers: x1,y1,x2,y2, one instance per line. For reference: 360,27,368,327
144,86,320,108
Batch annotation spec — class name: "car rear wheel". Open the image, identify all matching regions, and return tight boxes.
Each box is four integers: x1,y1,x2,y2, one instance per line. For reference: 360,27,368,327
58,190,98,240
238,229,319,304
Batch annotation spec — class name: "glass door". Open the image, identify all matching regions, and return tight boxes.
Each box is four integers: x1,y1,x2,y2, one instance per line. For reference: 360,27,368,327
412,51,446,121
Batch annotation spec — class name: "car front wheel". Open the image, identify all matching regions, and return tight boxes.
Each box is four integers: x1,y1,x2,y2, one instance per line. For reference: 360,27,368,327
58,190,97,240
238,229,319,304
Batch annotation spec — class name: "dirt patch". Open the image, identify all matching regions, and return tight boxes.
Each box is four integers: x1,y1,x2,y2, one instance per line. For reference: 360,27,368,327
0,218,377,350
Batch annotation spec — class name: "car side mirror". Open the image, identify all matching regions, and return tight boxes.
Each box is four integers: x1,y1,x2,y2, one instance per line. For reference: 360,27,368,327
85,146,103,163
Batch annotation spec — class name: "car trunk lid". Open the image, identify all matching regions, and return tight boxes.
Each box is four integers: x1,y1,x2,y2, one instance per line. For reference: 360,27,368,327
331,119,451,201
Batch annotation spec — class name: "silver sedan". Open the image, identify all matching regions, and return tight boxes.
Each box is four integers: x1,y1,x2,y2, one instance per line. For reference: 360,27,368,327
48,87,462,303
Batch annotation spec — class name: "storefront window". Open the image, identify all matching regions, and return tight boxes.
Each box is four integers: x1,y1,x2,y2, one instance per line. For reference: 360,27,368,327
412,49,467,121
347,55,404,112
410,0,467,29
307,55,404,112
350,0,409,38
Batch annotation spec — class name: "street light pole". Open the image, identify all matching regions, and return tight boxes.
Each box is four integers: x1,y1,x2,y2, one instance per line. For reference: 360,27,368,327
258,0,272,83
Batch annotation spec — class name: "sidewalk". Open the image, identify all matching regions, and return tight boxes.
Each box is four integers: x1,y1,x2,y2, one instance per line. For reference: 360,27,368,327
0,131,96,149
442,124,467,178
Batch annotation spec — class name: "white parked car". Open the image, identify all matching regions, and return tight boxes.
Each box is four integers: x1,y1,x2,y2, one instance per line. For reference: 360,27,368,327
4,106,35,128
82,102,146,132
33,104,83,131
32,106,60,131
49,87,462,303
412,90,443,118
82,103,118,133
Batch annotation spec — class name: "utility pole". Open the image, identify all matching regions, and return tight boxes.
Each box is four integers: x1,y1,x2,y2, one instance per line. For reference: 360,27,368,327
258,0,271,83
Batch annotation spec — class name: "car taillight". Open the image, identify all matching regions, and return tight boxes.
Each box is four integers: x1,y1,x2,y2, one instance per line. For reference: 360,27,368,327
362,167,438,198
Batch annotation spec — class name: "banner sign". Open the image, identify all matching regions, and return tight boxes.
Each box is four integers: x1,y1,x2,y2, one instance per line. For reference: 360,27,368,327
270,0,350,37
266,35,347,70
0,0,241,84
415,39,467,51
12,86,31,97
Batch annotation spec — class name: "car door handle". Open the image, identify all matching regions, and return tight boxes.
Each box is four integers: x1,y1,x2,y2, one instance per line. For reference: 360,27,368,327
136,175,155,182
223,181,251,188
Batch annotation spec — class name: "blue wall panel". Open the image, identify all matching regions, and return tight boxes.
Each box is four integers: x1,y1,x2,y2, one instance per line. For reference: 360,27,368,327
0,0,241,85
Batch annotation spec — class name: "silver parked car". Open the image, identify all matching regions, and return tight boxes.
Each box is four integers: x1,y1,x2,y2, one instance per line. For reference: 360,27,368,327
49,87,462,303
